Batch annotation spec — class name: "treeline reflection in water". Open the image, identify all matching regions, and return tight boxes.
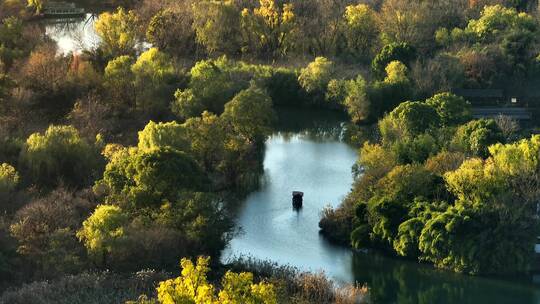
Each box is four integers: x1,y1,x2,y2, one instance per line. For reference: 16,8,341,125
352,252,540,304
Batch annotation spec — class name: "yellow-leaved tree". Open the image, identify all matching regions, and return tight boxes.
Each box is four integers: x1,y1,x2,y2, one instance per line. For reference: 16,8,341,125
241,0,296,58
157,257,277,304
94,8,139,58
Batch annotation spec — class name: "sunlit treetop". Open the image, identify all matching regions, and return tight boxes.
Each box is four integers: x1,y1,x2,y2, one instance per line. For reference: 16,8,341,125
77,204,128,255
157,256,277,304
465,5,536,41
137,121,189,152
298,57,334,94
384,60,409,84
131,48,175,83
94,8,139,57
0,162,19,194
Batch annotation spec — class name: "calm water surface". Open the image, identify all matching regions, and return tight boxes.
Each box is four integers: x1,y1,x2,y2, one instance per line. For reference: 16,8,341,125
44,13,149,54
43,16,540,302
223,108,540,304
43,14,99,54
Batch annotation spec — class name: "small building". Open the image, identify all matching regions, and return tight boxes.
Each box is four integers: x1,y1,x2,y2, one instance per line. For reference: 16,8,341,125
453,89,505,106
471,107,532,121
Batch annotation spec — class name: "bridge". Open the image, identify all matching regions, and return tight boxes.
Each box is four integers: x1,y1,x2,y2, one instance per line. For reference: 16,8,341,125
43,2,85,17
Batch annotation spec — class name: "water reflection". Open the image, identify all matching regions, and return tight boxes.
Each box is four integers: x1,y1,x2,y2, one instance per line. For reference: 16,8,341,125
224,107,540,303
42,13,99,54
352,252,540,304
223,108,358,283
274,107,349,142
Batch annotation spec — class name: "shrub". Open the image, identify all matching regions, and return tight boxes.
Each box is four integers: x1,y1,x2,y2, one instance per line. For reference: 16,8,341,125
298,57,334,102
0,270,167,304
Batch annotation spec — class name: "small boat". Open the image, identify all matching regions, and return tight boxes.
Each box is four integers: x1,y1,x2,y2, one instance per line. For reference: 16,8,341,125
292,191,303,209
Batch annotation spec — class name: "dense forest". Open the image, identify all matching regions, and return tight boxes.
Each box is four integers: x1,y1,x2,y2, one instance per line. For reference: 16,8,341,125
1,0,540,303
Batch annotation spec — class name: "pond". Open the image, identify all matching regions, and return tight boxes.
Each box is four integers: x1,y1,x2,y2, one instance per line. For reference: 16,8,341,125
222,108,540,304
43,12,150,55
42,13,100,54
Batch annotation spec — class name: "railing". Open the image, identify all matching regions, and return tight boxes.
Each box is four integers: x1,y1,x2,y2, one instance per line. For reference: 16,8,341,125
43,2,85,16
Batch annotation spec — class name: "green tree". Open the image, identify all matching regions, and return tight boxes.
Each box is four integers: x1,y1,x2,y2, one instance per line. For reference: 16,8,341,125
367,196,409,247
0,17,28,67
131,48,176,115
182,112,228,173
384,60,409,84
372,43,416,80
425,92,471,126
137,121,189,152
375,164,437,203
452,119,504,158
419,202,535,275
221,86,275,143
172,57,250,119
94,8,139,58
100,147,208,209
264,67,304,106
368,60,413,118
19,125,101,188
444,158,501,203
327,76,371,123
343,4,380,59
104,55,135,110
77,204,128,267
393,200,447,258
420,135,540,274
391,133,439,164
465,5,536,42
298,57,334,101
192,0,242,56
379,101,440,142
342,76,370,123
451,5,538,76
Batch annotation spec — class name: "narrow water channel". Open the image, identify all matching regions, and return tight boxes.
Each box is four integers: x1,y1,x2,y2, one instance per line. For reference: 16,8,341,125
223,108,540,304
223,109,358,283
